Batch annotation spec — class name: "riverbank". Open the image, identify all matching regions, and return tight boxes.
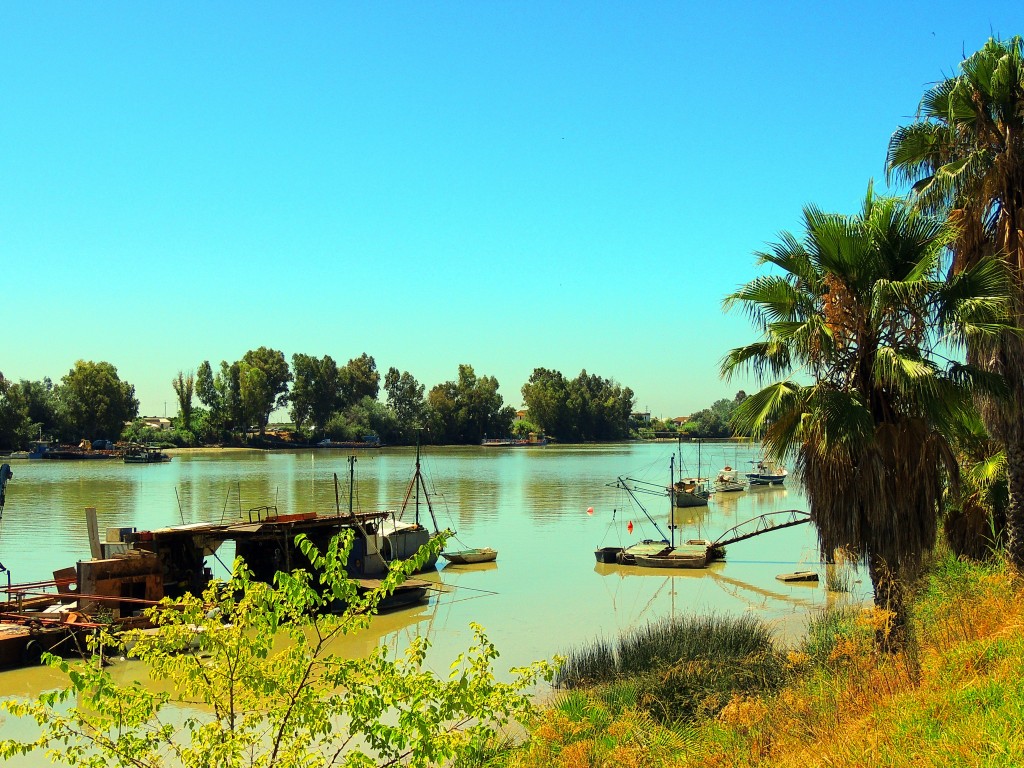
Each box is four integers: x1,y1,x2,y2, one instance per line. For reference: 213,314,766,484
499,550,1024,767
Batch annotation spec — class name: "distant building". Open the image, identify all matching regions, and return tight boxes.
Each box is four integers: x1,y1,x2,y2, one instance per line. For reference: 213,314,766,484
671,416,690,426
631,411,651,424
515,410,528,422
140,417,173,431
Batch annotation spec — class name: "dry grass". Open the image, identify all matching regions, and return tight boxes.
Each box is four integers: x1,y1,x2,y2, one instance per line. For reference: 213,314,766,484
497,552,1024,768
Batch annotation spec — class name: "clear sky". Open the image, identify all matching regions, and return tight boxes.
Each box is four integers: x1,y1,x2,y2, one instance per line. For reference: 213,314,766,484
3,2,1022,420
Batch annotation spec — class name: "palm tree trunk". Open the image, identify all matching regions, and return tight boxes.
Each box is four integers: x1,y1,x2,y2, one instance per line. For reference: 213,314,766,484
1005,437,1024,569
867,553,908,651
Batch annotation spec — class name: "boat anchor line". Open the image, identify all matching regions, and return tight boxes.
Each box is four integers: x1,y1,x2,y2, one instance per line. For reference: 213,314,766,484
710,509,812,548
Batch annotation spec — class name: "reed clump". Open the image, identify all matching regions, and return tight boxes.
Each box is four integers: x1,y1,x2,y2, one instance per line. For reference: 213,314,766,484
499,552,1024,768
555,614,787,723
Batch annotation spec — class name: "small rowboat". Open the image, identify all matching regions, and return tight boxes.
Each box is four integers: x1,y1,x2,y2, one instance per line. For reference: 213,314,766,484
441,548,497,565
776,570,819,583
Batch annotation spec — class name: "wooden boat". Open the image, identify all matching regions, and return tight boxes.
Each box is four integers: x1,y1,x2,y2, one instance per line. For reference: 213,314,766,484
441,548,497,565
747,459,788,486
776,570,819,583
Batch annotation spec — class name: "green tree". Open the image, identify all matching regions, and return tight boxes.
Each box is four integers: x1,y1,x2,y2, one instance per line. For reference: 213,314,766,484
722,187,1010,645
384,367,426,440
886,35,1024,568
0,530,556,767
521,368,571,439
0,374,32,450
427,364,515,444
172,370,195,432
290,353,340,435
196,360,242,441
338,353,380,410
55,360,139,440
239,347,292,438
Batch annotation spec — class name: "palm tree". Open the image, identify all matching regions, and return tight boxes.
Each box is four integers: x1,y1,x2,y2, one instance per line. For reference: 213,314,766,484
886,35,1024,567
722,186,1009,645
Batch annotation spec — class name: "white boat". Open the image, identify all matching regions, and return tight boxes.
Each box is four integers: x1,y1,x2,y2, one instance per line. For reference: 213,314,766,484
713,466,745,493
746,459,788,486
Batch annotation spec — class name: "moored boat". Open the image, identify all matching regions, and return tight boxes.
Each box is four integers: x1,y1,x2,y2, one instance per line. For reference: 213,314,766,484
633,548,708,569
713,466,745,493
747,459,788,486
441,548,497,565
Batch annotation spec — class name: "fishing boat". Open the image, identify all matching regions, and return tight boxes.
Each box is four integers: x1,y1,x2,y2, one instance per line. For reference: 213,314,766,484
670,438,709,507
746,459,788,486
440,547,497,565
713,466,745,493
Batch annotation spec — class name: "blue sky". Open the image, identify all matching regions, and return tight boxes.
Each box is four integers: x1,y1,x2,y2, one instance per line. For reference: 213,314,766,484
3,2,1022,420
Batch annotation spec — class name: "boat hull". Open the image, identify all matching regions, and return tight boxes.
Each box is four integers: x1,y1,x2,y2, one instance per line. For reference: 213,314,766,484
594,546,624,564
633,552,707,569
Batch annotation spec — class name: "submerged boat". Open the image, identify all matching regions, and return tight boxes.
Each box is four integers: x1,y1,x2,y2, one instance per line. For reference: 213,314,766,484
747,459,788,486
441,547,497,565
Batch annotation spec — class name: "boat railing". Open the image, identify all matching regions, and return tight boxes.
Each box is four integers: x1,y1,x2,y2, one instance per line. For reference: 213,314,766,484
247,505,279,523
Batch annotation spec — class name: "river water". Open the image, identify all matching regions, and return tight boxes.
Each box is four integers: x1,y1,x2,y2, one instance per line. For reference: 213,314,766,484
0,442,861,746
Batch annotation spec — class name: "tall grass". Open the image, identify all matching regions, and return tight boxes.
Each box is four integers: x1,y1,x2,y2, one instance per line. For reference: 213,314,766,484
555,614,787,723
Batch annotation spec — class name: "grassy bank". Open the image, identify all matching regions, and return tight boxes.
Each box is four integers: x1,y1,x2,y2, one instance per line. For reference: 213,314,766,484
494,553,1024,767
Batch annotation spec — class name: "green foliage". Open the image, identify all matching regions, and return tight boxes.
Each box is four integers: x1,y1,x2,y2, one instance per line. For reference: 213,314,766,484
521,368,634,442
427,364,515,444
54,359,139,440
0,530,556,768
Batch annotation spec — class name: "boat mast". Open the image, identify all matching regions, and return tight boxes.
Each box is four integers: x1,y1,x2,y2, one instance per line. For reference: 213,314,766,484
414,432,421,526
669,456,675,548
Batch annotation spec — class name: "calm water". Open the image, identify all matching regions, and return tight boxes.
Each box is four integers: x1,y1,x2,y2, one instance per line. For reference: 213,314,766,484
0,442,862,744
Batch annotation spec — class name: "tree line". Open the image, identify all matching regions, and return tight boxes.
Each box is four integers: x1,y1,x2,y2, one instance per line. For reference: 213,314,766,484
0,352,648,449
